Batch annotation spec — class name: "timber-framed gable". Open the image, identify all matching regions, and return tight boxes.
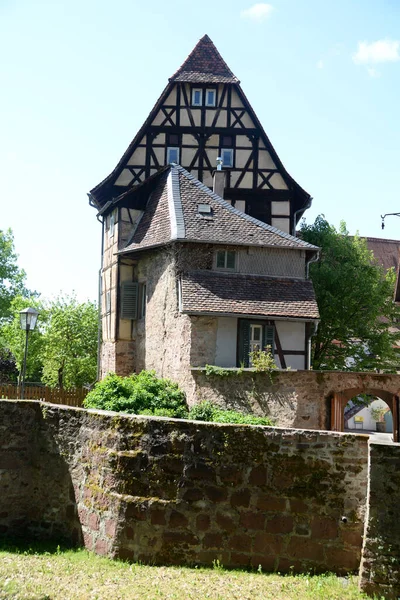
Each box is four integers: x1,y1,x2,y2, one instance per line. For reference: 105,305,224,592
90,35,311,236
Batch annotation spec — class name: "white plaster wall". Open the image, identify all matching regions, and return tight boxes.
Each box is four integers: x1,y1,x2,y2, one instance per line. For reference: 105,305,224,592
215,317,237,367
347,399,392,432
275,321,305,351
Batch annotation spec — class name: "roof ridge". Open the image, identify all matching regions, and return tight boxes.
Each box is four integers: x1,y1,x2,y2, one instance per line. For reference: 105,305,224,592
172,164,318,250
167,168,185,239
170,34,239,84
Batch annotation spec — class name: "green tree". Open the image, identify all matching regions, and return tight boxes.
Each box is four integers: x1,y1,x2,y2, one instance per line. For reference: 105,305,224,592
0,229,30,321
41,295,98,389
301,216,400,371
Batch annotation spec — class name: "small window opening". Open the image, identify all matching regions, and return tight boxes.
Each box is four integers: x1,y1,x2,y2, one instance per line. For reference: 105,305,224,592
192,88,202,106
205,89,216,106
167,147,179,164
216,250,236,270
221,148,234,168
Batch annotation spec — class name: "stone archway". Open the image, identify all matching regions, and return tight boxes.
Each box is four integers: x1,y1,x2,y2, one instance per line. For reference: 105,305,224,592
331,388,399,441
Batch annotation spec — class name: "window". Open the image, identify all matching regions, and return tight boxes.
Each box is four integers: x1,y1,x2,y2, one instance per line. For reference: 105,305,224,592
205,88,216,106
105,290,111,315
238,320,275,367
109,211,115,238
167,147,179,164
192,88,202,106
220,148,234,168
216,250,236,270
139,282,147,319
221,135,234,148
121,281,138,320
167,133,180,146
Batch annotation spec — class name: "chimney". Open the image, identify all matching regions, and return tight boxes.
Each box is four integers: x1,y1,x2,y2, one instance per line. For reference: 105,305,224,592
213,157,226,198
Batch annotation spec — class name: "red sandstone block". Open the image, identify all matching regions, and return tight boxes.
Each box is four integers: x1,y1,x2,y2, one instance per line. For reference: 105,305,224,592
266,515,294,534
230,552,251,567
205,486,228,503
256,495,287,512
219,466,243,485
248,465,267,486
151,510,166,526
250,554,276,571
77,507,88,526
163,531,198,545
289,498,308,513
216,512,236,532
239,512,266,530
203,533,224,549
105,519,117,538
340,528,363,547
196,514,211,531
182,488,203,502
95,538,109,556
253,532,283,554
88,513,100,531
83,530,93,549
185,464,216,482
311,517,338,540
126,504,147,521
229,534,252,552
125,526,134,540
324,547,360,571
169,511,189,528
277,557,304,574
286,538,325,562
116,547,135,561
231,489,251,508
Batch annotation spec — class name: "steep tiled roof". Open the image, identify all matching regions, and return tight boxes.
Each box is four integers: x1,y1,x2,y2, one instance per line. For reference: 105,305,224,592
365,237,400,273
181,271,319,320
170,34,239,84
119,165,319,254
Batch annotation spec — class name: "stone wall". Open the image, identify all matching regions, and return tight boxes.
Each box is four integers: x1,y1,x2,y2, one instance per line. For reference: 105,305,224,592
0,400,368,574
359,442,400,599
190,369,400,430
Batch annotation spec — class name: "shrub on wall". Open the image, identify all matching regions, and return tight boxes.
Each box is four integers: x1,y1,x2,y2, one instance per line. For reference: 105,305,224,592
83,371,188,418
189,401,274,426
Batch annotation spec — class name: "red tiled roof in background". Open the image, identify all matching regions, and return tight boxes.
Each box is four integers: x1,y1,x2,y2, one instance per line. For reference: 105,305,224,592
170,34,239,84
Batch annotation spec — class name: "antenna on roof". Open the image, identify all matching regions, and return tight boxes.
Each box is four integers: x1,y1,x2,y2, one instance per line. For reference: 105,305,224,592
216,157,223,171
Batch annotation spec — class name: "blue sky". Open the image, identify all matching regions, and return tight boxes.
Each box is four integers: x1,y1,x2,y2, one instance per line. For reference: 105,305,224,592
2,0,400,301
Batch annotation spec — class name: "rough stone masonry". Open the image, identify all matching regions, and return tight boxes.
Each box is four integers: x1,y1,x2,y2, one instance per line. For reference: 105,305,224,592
0,400,368,575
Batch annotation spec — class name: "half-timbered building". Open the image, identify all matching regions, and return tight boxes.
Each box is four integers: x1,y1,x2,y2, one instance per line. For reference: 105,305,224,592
89,36,319,394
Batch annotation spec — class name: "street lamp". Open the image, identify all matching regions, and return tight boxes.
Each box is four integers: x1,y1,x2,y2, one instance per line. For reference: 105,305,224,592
19,307,39,399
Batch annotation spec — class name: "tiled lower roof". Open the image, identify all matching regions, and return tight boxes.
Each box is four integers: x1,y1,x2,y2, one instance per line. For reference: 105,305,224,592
181,271,319,320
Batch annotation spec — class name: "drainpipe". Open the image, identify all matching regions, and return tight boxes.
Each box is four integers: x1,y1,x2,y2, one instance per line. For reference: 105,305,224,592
95,209,105,382
306,249,320,279
306,321,319,370
293,197,313,237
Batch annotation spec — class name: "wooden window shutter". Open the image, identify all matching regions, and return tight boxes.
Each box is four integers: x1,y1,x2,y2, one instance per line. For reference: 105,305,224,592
238,320,251,367
121,282,138,320
263,326,275,354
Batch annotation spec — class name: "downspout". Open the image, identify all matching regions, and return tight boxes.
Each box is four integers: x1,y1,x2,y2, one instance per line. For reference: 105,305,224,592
306,320,319,370
306,249,319,279
95,206,105,382
293,197,313,237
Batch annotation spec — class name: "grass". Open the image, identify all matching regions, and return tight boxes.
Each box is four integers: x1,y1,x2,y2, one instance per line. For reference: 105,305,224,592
0,539,378,600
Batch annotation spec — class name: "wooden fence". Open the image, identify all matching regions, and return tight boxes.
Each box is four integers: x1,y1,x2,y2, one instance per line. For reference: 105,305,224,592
0,384,88,407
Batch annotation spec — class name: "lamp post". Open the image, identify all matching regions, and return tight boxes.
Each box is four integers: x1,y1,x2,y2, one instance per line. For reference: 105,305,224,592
19,307,39,399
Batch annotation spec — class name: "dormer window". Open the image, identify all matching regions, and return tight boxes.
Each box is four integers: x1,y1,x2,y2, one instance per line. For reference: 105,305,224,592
192,88,202,106
205,89,216,106
216,250,236,271
197,203,212,215
167,147,179,164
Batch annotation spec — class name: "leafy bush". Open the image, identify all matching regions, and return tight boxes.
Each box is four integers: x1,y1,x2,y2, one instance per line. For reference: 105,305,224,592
83,370,188,418
189,401,273,426
248,346,277,374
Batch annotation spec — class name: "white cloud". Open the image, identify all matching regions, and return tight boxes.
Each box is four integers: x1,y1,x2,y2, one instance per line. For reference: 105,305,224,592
241,3,274,22
353,39,400,65
317,59,324,69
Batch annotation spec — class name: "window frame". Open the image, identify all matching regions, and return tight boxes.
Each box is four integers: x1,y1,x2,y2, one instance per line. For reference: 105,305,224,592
205,88,216,106
166,146,180,164
191,88,203,106
215,249,237,271
220,148,234,168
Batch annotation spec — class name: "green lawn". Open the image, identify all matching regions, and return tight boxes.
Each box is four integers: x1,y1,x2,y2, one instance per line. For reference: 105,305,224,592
0,541,377,600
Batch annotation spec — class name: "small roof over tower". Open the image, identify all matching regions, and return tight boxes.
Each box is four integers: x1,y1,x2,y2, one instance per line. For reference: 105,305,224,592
170,34,239,84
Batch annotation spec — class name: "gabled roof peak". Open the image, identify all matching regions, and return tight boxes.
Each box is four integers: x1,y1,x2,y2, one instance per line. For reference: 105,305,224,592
170,34,239,84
